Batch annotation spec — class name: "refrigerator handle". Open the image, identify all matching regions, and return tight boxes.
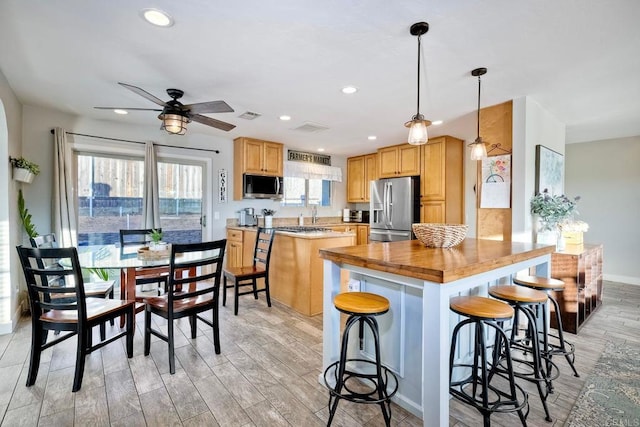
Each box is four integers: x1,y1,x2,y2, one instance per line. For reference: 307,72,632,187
388,181,393,228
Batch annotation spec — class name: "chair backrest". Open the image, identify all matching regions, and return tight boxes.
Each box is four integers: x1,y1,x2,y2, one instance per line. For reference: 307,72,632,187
252,228,276,271
119,229,160,247
16,245,89,320
166,239,226,306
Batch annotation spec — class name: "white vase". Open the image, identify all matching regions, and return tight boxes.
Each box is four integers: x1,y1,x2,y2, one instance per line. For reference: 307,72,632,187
150,241,167,251
555,229,566,251
264,215,273,228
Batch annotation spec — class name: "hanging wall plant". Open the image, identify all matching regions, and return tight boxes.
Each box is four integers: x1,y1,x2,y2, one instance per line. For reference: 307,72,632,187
10,156,40,184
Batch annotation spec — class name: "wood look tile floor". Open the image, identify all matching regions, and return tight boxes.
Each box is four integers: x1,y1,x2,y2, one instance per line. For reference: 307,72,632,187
0,281,637,426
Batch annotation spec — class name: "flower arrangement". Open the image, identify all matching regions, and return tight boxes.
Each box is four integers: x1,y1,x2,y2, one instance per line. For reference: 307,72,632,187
530,189,580,232
262,209,276,216
562,220,589,233
10,156,40,175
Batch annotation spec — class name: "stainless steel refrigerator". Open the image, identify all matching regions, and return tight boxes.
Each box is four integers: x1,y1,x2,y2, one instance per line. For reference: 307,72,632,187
369,176,420,242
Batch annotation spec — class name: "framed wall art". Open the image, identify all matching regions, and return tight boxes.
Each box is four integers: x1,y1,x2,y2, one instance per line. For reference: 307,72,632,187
535,145,564,195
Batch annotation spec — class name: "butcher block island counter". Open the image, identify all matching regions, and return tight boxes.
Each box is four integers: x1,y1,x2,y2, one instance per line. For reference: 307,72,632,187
319,238,555,426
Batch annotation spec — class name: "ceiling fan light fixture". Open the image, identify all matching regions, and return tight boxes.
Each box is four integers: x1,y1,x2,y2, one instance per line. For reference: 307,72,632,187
405,21,432,146
141,9,174,27
468,67,488,160
159,113,189,135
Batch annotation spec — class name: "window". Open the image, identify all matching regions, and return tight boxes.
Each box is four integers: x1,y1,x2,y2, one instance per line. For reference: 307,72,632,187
282,177,332,207
76,153,203,245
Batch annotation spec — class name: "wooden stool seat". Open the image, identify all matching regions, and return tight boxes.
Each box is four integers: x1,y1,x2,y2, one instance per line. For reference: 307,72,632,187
334,292,389,315
514,275,565,290
489,285,548,304
450,295,514,320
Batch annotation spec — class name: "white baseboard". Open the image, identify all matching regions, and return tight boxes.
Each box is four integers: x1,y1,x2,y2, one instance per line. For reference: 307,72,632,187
604,274,640,286
0,305,21,335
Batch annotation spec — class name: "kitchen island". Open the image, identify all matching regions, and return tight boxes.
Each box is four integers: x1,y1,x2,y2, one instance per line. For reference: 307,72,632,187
319,238,554,426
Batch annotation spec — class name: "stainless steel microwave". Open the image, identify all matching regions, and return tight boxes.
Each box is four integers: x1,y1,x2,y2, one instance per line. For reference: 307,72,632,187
243,174,284,199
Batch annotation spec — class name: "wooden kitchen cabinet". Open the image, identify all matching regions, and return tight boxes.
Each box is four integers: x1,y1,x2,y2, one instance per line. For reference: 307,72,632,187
550,244,603,334
225,229,244,268
347,153,377,202
233,137,283,200
356,224,369,245
420,136,464,224
377,144,420,178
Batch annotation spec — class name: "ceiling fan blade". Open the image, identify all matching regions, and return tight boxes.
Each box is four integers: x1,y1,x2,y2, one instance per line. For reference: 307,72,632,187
118,82,166,106
94,107,163,111
191,114,236,132
184,100,234,114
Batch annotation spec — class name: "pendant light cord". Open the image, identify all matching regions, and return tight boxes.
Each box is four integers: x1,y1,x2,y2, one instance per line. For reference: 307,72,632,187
416,34,422,116
476,74,481,139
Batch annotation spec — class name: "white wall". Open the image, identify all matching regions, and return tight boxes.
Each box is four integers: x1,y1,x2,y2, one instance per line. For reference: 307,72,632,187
0,69,24,333
512,97,565,242
565,136,640,284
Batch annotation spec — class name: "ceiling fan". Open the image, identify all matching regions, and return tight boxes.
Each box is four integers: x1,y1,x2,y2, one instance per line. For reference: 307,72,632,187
95,82,236,134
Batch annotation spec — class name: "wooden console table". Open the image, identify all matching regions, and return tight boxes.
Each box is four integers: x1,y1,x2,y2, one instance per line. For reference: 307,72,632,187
550,244,603,334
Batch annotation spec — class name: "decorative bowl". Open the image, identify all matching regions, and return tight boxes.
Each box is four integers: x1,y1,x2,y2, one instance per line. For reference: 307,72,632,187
412,223,468,248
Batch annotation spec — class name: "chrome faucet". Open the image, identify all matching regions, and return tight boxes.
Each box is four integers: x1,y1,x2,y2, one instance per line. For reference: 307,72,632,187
311,205,318,224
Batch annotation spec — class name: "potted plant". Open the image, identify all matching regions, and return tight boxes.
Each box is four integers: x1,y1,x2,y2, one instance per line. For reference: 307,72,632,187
148,229,167,251
530,189,580,250
10,156,40,184
262,209,276,228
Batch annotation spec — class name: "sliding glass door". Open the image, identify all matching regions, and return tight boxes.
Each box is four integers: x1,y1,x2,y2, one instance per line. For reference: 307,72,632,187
76,154,204,245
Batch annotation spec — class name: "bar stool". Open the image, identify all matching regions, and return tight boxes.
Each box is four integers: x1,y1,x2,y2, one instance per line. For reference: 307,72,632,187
513,275,579,378
488,285,559,422
323,292,398,427
449,296,528,427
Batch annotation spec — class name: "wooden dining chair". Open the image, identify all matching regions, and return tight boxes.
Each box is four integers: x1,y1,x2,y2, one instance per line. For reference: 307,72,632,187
30,233,115,336
119,228,169,297
17,245,135,392
144,239,226,374
222,227,276,315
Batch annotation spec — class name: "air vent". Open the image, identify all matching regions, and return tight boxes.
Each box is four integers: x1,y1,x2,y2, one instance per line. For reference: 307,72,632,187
292,122,329,133
238,111,261,120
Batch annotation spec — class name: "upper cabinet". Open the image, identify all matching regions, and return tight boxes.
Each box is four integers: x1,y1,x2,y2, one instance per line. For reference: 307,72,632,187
347,153,377,203
233,137,284,200
420,136,464,223
234,137,283,176
377,144,420,178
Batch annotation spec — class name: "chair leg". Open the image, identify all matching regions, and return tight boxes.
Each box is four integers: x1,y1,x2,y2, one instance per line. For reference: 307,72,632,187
126,307,134,358
168,320,176,374
26,324,43,387
109,288,115,326
144,307,152,356
252,278,258,299
213,305,221,355
99,322,106,341
234,281,240,316
72,326,88,392
222,276,228,306
190,315,197,339
264,276,272,308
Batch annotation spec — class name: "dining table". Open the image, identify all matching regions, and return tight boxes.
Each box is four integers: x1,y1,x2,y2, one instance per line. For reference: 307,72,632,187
76,244,196,326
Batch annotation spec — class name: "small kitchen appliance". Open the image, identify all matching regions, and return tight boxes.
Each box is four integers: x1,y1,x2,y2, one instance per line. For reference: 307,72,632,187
238,207,257,226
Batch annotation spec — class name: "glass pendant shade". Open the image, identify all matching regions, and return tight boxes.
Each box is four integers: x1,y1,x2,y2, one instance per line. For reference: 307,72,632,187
406,115,431,145
469,138,488,160
159,113,188,135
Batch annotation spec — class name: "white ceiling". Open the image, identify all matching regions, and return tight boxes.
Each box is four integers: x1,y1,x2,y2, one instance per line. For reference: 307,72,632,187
1,0,639,157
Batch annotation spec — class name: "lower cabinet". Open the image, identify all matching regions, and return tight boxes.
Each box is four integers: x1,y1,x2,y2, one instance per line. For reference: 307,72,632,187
226,229,244,268
550,244,603,334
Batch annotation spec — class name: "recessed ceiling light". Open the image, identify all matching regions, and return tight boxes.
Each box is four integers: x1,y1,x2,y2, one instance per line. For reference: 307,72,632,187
113,109,128,115
141,9,174,27
317,148,325,152
431,120,443,125
368,135,377,140
341,86,358,94
279,115,291,121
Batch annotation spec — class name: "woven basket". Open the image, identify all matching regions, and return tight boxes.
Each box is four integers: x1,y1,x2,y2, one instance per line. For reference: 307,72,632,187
412,223,468,248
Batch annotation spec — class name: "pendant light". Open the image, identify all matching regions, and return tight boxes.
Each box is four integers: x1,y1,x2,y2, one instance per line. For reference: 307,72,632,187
468,67,488,160
405,22,432,145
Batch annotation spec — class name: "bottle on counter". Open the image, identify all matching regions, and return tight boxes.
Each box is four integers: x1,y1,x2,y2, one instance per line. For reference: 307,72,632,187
299,213,304,226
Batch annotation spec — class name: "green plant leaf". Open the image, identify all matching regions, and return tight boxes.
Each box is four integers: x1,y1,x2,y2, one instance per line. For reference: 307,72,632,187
18,189,38,238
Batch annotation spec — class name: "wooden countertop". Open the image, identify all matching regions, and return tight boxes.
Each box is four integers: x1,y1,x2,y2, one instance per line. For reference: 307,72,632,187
319,238,554,283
